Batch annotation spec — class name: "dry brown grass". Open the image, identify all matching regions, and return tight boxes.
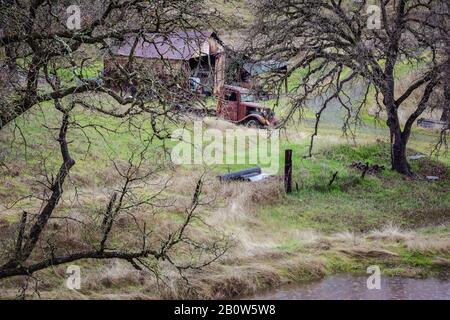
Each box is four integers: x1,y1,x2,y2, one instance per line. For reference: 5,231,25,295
202,117,239,131
328,231,362,245
84,260,147,291
171,263,283,299
280,256,327,282
368,223,416,242
405,237,450,255
1,148,448,299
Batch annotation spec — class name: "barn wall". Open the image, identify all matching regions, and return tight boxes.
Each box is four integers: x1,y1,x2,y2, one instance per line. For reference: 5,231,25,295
105,55,188,75
104,55,190,87
209,37,226,96
214,53,226,96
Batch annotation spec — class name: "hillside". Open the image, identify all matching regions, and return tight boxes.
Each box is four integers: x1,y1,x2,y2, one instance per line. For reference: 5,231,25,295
1,94,449,299
0,0,449,300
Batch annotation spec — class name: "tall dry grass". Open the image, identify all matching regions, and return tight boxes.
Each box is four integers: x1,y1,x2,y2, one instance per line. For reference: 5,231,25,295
406,237,450,255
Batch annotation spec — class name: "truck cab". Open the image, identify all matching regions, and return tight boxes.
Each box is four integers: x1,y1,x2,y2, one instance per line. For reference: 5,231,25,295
216,85,278,127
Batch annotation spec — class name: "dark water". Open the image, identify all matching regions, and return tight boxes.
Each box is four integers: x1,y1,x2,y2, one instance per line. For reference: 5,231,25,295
250,275,450,300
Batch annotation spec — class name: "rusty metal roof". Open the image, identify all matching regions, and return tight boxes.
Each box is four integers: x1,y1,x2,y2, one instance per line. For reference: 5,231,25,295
223,85,251,93
110,31,219,60
243,60,288,76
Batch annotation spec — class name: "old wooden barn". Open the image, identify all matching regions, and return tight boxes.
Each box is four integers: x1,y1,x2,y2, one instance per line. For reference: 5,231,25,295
104,31,226,96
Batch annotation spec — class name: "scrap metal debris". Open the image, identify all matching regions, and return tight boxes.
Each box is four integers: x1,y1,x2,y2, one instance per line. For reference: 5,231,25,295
217,167,270,182
408,154,427,161
417,118,448,130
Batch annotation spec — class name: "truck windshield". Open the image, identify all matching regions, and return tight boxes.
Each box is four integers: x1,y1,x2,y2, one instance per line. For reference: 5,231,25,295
241,94,256,102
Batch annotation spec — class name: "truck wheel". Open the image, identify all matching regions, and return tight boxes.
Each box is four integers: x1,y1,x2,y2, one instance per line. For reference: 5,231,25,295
245,119,261,128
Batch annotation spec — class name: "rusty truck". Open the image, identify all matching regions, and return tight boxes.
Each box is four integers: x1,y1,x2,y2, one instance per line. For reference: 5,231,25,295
216,85,278,127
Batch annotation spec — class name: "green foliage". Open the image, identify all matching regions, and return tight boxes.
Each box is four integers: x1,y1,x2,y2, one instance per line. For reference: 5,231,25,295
321,142,391,165
259,142,449,233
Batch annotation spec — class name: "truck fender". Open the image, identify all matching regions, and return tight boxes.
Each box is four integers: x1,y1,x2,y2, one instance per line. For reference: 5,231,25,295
237,114,269,126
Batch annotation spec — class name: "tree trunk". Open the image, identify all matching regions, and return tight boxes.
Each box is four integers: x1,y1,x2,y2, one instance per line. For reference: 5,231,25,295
391,132,411,176
441,51,450,123
386,99,412,176
440,84,449,122
441,106,450,123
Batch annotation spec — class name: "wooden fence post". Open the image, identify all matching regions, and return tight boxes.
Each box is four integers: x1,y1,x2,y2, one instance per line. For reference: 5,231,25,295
284,149,293,193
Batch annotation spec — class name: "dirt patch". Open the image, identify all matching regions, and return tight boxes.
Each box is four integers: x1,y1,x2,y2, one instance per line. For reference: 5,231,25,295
401,207,450,228
415,158,449,182
433,257,450,268
247,177,285,206
339,248,399,258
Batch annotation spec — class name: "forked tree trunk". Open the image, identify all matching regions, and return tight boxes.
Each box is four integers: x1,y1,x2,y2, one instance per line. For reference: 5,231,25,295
442,107,450,123
391,132,411,176
387,102,413,176
440,89,449,123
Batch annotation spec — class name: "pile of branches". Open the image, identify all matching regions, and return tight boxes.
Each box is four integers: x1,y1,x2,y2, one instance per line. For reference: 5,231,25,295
349,162,385,177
